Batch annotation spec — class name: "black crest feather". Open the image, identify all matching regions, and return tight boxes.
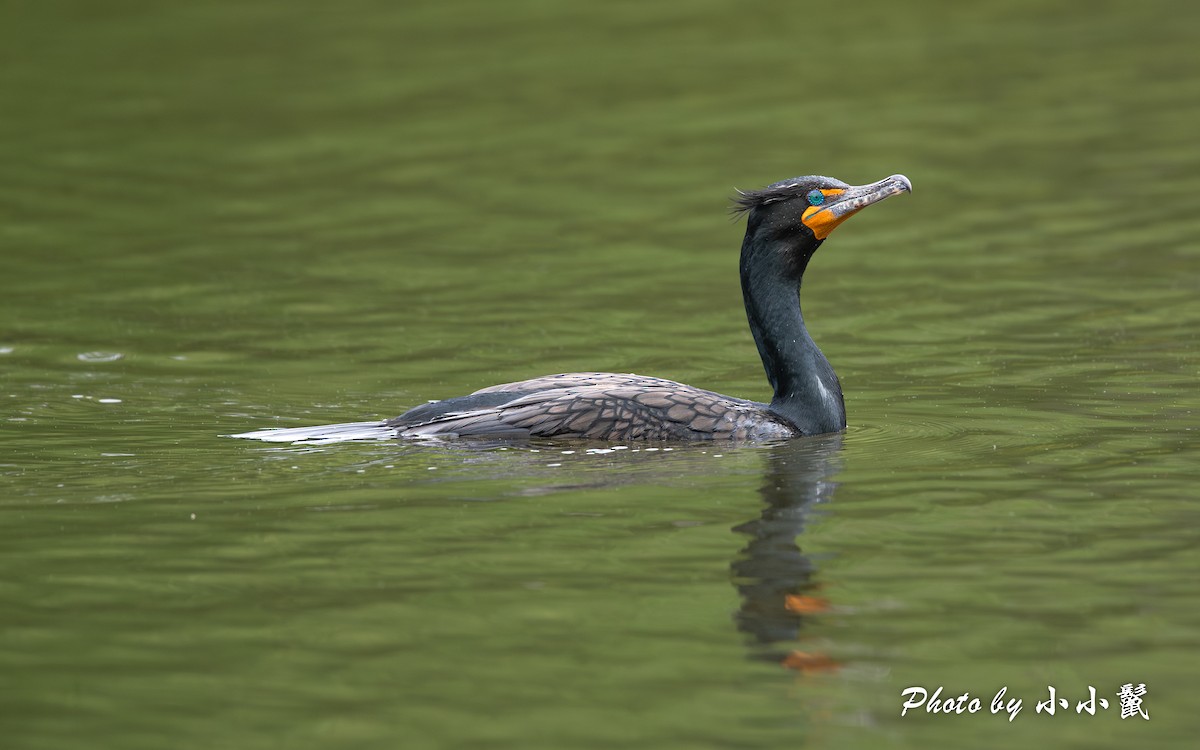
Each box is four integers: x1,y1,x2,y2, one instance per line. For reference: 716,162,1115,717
730,181,806,216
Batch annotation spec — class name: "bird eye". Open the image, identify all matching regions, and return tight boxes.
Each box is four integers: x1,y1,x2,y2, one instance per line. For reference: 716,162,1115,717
806,189,825,206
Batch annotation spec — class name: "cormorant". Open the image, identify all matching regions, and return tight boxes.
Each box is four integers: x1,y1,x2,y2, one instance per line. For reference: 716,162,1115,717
231,173,911,443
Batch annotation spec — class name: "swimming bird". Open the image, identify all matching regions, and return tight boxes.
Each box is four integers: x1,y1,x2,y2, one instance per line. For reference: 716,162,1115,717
231,174,911,443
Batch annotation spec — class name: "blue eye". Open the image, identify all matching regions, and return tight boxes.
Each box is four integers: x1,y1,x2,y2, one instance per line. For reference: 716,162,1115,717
806,189,825,206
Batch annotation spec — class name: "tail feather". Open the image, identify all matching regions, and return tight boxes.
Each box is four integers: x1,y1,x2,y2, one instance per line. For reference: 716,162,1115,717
227,420,397,444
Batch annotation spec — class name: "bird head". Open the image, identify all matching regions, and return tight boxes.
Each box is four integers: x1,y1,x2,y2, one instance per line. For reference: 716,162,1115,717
735,173,912,240
735,173,912,279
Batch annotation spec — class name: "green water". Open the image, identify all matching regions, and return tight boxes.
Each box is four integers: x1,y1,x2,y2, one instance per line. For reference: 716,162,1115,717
3,1,1199,747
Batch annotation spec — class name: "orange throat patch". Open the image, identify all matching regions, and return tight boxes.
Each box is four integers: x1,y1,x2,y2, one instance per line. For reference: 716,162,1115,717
800,189,849,239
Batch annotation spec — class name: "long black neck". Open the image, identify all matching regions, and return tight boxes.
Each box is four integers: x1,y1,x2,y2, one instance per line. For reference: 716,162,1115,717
740,230,846,436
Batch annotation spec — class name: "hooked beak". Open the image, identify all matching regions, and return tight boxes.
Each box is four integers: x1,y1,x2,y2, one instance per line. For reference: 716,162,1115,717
802,174,912,240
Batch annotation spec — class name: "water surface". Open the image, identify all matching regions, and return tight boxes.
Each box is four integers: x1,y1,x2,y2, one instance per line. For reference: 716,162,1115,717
3,1,1199,748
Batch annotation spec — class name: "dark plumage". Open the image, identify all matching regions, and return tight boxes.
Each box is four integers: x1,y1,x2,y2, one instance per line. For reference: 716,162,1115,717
231,173,911,444
391,373,796,441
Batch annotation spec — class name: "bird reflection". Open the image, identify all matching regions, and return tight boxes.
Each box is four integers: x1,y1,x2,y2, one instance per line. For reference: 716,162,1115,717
731,434,843,672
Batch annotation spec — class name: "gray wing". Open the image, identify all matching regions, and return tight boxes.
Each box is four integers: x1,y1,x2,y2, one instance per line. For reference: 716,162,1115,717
388,373,695,428
471,372,693,396
400,384,795,441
